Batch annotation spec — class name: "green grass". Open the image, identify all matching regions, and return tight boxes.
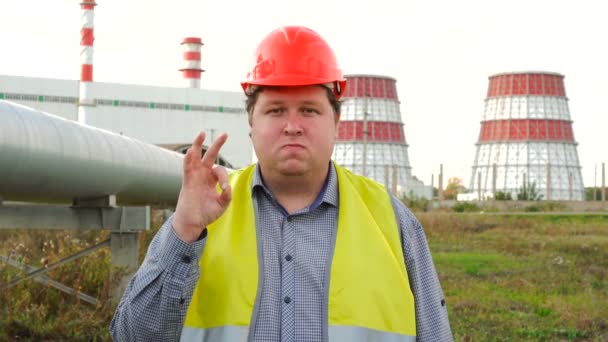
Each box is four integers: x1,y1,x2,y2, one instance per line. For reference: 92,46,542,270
419,212,608,341
1,211,607,340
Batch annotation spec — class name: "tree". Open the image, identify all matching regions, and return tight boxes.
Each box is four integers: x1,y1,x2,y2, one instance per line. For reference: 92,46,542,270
495,191,512,200
586,187,608,201
517,181,543,201
444,177,466,200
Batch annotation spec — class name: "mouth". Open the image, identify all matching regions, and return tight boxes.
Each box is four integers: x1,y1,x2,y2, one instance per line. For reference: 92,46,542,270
281,143,306,152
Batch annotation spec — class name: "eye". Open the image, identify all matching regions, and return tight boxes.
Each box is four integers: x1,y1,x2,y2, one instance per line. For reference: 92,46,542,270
302,107,319,116
265,107,285,116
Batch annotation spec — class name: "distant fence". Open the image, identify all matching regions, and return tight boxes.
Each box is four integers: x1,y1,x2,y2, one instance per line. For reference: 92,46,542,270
431,199,608,212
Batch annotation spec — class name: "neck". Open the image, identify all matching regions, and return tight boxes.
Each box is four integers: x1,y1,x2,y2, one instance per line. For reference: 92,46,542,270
260,163,330,214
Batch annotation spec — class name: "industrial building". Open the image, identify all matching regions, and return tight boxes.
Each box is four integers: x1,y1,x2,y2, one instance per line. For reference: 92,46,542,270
0,74,251,169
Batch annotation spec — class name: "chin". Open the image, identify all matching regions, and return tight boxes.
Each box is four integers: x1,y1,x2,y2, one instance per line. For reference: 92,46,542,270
278,166,307,176
276,160,309,176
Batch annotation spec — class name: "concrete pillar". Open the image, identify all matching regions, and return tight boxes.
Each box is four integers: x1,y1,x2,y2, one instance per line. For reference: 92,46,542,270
492,163,497,198
477,171,481,200
523,172,527,199
384,164,389,189
594,163,598,201
568,172,573,201
110,232,140,304
391,164,398,196
602,162,606,202
362,95,369,177
438,164,444,201
546,162,551,201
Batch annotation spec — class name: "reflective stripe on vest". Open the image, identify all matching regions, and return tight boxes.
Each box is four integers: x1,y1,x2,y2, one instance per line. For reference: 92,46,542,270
181,326,416,342
182,163,416,341
181,326,249,342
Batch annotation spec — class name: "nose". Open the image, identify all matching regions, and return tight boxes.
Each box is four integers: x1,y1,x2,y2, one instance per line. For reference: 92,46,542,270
283,112,303,136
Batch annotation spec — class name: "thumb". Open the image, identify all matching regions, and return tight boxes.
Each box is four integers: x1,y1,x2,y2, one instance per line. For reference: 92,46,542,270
212,165,232,207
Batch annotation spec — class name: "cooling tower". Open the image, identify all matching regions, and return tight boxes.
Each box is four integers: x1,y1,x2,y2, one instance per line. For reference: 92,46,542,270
468,71,584,200
333,74,414,196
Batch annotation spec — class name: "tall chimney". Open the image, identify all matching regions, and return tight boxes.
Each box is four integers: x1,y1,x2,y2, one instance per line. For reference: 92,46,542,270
78,0,96,124
180,37,204,88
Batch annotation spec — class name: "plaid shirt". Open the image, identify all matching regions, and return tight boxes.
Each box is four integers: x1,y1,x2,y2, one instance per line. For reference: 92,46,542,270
111,164,453,341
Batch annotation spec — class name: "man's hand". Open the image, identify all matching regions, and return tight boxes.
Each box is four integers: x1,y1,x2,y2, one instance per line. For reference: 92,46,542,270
172,131,232,243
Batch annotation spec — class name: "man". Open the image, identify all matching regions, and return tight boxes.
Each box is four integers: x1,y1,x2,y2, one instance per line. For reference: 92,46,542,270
111,26,452,341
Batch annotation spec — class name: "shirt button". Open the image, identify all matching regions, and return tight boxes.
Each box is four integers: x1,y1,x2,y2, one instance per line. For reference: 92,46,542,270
284,296,292,304
285,255,292,261
286,217,293,222
180,298,186,304
181,255,191,264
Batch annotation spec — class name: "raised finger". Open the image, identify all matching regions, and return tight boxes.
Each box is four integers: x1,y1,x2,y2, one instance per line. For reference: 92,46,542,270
185,131,206,165
202,133,228,167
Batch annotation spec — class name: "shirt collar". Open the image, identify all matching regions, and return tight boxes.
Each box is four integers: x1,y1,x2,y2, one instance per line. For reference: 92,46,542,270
251,162,339,210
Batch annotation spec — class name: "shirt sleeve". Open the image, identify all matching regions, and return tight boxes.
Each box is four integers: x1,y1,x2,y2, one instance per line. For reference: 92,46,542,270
390,196,454,341
110,215,206,342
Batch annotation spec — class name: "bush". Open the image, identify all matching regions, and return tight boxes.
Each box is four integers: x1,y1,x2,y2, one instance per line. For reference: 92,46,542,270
401,193,430,212
525,205,541,212
517,181,543,201
452,202,481,213
495,191,512,201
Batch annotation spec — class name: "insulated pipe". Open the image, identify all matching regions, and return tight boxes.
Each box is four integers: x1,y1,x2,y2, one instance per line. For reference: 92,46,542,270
0,101,183,205
78,0,97,124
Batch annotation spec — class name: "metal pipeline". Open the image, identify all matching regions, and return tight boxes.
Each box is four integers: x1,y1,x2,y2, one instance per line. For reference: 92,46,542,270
0,100,183,205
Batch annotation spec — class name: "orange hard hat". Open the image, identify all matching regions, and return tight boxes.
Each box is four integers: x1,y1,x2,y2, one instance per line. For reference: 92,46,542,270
241,26,347,99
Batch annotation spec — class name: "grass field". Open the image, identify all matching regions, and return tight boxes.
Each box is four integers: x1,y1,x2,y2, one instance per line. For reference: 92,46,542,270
420,212,608,341
1,211,607,341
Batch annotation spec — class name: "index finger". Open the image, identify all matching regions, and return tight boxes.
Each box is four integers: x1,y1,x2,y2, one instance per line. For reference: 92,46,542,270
188,131,206,161
202,132,228,167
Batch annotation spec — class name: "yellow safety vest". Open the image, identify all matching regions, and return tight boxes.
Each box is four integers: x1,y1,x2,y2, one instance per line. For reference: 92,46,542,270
181,163,416,341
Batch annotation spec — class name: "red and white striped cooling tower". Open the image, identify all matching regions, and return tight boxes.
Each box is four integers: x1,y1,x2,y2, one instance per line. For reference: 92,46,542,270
468,71,584,200
332,74,413,196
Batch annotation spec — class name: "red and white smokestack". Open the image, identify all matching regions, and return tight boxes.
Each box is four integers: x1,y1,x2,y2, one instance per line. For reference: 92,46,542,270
180,37,204,88
78,0,96,124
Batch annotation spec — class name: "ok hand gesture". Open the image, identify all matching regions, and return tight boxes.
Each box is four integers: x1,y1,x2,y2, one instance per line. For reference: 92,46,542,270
172,132,232,243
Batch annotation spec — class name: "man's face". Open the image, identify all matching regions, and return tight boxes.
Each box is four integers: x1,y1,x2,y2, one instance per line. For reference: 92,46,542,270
250,85,338,177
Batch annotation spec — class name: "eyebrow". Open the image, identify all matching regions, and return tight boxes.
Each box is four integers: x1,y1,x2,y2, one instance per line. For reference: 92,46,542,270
263,100,285,106
261,100,322,106
300,100,321,106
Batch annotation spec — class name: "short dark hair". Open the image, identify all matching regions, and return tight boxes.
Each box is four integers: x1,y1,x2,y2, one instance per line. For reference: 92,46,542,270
245,85,341,124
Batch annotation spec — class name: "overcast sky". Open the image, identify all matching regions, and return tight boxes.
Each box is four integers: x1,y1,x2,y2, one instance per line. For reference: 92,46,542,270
1,0,606,187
